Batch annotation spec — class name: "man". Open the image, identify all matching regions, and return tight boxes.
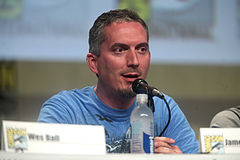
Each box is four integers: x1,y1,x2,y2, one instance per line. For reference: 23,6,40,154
210,106,240,128
38,9,199,154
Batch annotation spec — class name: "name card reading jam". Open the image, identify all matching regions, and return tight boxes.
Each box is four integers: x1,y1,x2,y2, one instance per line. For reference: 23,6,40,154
200,128,240,154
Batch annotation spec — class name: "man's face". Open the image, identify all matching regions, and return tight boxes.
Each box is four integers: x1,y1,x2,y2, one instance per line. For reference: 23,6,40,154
96,21,150,98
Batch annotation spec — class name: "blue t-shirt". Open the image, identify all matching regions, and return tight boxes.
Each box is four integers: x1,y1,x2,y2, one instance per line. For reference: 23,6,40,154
38,86,199,153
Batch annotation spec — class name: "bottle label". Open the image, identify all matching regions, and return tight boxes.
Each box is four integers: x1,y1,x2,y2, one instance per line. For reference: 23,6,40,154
131,121,154,153
131,122,142,153
143,132,154,153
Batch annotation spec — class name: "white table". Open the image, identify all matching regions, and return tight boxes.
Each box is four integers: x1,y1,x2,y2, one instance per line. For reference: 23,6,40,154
0,151,239,160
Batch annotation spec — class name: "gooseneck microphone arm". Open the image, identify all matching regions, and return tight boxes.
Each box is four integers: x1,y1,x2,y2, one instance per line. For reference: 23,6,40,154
159,98,171,137
132,79,171,137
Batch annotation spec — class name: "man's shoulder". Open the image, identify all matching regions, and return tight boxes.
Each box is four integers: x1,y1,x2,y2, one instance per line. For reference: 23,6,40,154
153,93,178,107
38,86,96,123
216,107,240,118
228,107,240,117
45,86,94,104
210,107,240,128
152,93,183,117
56,86,93,97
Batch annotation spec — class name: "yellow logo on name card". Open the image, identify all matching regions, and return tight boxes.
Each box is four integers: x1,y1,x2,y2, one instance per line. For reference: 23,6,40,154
7,128,28,152
204,135,224,153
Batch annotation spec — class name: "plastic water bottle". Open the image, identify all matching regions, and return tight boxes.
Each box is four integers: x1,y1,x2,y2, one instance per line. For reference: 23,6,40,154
130,94,154,153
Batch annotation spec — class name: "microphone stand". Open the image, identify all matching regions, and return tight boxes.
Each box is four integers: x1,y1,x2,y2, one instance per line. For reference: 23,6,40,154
148,95,155,113
159,95,171,137
148,92,171,137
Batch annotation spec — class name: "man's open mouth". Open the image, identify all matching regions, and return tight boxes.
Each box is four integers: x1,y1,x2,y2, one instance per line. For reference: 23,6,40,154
122,73,140,79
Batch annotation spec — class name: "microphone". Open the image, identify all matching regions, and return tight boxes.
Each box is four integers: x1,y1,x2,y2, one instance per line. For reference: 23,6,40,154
132,79,164,99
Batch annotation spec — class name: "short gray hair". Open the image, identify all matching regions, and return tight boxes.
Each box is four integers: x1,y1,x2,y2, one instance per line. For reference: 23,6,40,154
88,9,149,57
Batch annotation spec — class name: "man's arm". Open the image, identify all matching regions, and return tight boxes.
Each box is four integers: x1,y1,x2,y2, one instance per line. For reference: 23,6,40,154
153,95,199,154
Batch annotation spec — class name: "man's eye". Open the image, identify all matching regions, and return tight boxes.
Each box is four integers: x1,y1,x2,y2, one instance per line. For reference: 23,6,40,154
137,47,147,54
113,48,126,54
115,48,123,52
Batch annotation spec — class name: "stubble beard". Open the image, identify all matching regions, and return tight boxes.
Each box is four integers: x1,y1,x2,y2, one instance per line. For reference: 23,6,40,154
116,87,136,99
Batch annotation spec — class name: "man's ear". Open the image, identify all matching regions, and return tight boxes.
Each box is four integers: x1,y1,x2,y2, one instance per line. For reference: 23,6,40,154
86,53,98,74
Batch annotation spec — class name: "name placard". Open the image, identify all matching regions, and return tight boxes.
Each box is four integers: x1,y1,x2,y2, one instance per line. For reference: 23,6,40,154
1,120,106,155
199,128,240,154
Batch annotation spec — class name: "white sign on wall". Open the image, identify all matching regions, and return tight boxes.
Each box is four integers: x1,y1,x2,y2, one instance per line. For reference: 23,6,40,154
1,120,106,155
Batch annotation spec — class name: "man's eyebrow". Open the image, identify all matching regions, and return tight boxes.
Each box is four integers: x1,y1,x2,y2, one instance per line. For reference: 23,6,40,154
136,43,149,48
110,42,149,50
110,43,129,49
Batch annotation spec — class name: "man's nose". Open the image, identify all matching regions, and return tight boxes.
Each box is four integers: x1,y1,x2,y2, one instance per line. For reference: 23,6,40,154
126,49,139,68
